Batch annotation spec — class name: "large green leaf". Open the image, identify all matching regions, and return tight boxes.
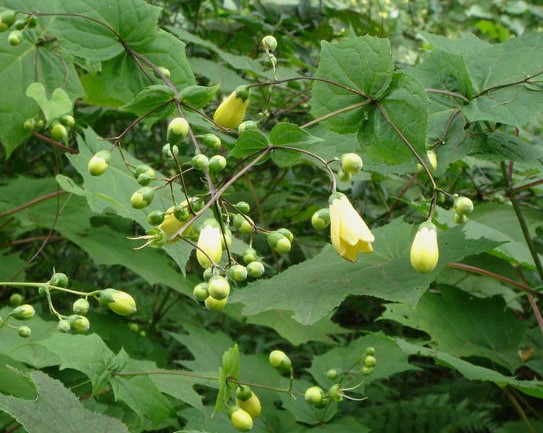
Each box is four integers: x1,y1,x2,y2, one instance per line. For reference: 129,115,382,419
311,36,393,133
26,83,73,121
0,370,130,433
358,72,428,167
397,339,543,398
49,0,161,61
232,219,500,325
269,122,323,168
381,287,526,372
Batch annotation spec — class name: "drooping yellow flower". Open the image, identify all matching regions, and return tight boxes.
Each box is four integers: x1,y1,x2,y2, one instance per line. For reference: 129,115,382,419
196,220,223,268
213,86,250,129
329,193,374,262
410,221,439,273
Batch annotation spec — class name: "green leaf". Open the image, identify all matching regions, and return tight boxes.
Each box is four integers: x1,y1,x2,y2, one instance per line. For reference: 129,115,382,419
179,84,220,109
308,332,418,387
49,0,161,61
121,85,174,117
110,349,175,422
214,344,240,414
311,36,393,134
229,130,269,159
397,339,543,398
269,122,323,168
0,370,130,433
381,287,526,372
419,31,491,56
358,72,428,167
26,83,73,122
40,333,117,394
232,219,500,325
0,354,35,398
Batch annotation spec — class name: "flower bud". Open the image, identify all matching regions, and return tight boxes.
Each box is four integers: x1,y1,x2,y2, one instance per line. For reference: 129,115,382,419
156,66,170,78
167,117,189,144
363,355,377,368
410,221,439,273
99,289,137,316
57,319,71,333
8,30,22,46
10,304,35,320
49,272,69,288
213,86,250,129
72,298,90,315
236,391,262,419
147,210,165,226
311,208,330,230
23,118,35,131
68,314,90,334
246,261,265,278
191,154,209,171
454,196,474,216
427,150,437,171
269,349,291,370
326,369,338,380
242,247,258,264
209,154,227,172
304,386,324,405
130,187,155,209
235,201,250,214
228,264,248,282
196,220,223,268
0,10,16,27
233,213,253,234
340,153,363,174
18,325,31,338
229,407,253,432
238,120,258,133
162,143,179,159
267,231,291,254
9,293,24,307
204,296,228,311
337,170,351,183
193,282,209,302
60,114,75,127
360,366,373,375
328,384,343,402
201,133,221,150
88,150,111,176
454,212,467,224
50,122,67,140
277,228,294,243
261,35,278,52
207,275,230,300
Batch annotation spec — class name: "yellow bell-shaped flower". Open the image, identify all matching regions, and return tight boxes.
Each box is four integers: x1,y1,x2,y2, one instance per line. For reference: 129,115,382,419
213,86,250,129
410,221,439,273
196,220,223,268
329,193,374,262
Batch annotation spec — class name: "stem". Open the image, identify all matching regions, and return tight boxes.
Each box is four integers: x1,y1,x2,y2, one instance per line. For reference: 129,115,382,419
511,178,543,194
0,191,66,218
248,76,370,98
300,100,372,129
504,387,536,433
0,282,101,298
31,131,78,154
425,88,469,103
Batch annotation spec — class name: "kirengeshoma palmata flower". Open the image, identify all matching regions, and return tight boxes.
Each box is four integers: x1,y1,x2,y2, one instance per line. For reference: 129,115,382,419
328,192,374,262
196,219,223,268
409,221,439,273
213,86,250,129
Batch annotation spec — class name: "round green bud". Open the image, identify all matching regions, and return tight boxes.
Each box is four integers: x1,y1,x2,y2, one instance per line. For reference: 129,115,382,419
99,288,137,316
326,369,338,380
173,204,190,222
209,154,227,172
191,154,209,171
23,118,35,131
88,151,111,176
50,123,68,140
221,228,232,249
311,208,330,230
364,347,376,356
233,214,253,234
201,133,221,150
363,354,377,367
0,22,8,32
328,384,343,402
204,296,227,311
267,231,291,254
9,293,24,307
202,267,214,281
340,153,363,174
60,114,75,127
57,319,71,333
128,323,139,332
10,304,35,320
193,282,209,302
207,275,230,300
13,19,25,30
72,298,90,315
130,187,155,209
261,35,278,52
277,228,294,243
167,117,189,144
454,196,474,216
18,325,31,338
35,119,44,130
234,201,250,214
269,350,291,369
230,407,253,432
147,210,165,226
246,261,265,278
360,365,373,375
162,143,179,159
27,16,38,28
134,164,154,178
49,272,69,288
337,170,351,183
156,66,170,78
242,247,258,264
228,264,248,282
8,30,22,46
0,10,16,27
137,172,155,186
68,314,90,334
304,386,324,405
238,120,258,133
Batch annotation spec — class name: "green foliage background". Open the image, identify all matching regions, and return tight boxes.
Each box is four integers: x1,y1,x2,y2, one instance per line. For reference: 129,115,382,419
1,1,543,432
